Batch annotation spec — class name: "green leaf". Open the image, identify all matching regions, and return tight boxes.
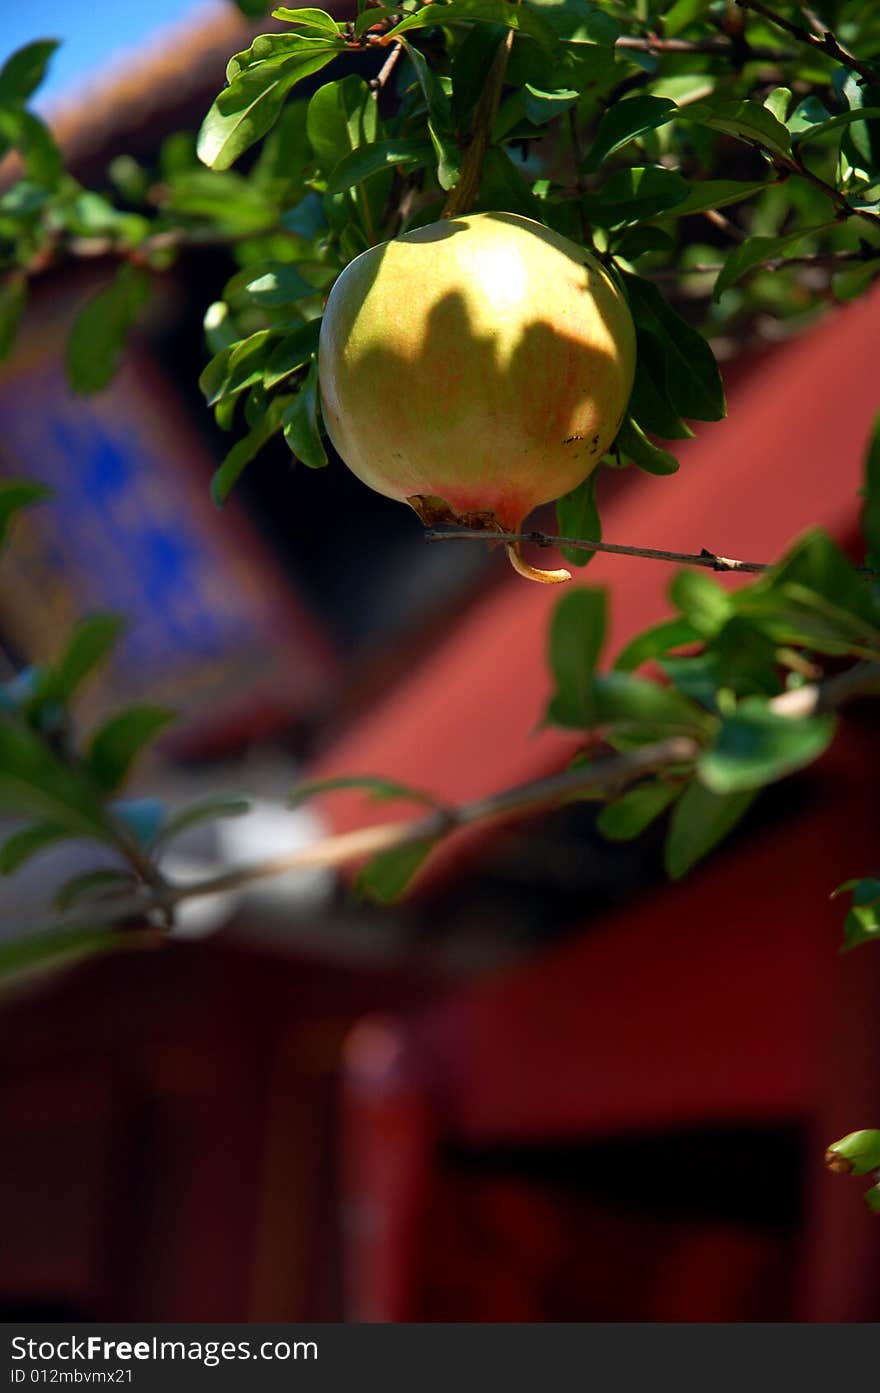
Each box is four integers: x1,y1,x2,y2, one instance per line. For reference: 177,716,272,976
670,570,733,638
37,614,126,706
199,344,235,405
0,106,62,184
0,718,112,840
232,263,317,306
197,42,340,170
712,617,782,697
597,780,681,841
660,178,772,220
662,0,710,37
327,137,433,193
211,396,288,504
154,795,251,849
0,928,114,981
56,191,149,244
0,273,26,360
87,706,176,792
525,0,620,44
682,99,792,160
825,1129,880,1175
659,652,721,710
307,74,378,175
713,223,835,301
522,84,579,124
272,7,342,35
591,672,709,730
546,588,607,727
66,264,150,394
614,227,675,260
404,42,461,190
794,107,880,148
200,329,275,407
763,87,791,125
862,414,880,571
386,1,558,44
587,165,690,227
54,869,136,913
843,901,880,952
282,359,327,469
0,821,70,875
555,474,600,568
583,95,677,172
477,147,542,219
832,259,880,303
164,169,278,233
356,838,436,903
616,418,679,475
289,774,440,810
627,336,694,441
623,274,726,423
0,478,50,547
698,700,835,794
741,528,876,634
664,780,755,879
614,617,701,672
0,39,59,105
264,318,322,388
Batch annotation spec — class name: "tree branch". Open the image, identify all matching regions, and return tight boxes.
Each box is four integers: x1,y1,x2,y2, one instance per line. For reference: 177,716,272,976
425,526,877,576
735,0,880,84
442,28,514,218
782,147,879,229
19,662,880,944
425,528,775,573
615,33,795,62
23,736,699,940
370,38,404,100
647,249,880,281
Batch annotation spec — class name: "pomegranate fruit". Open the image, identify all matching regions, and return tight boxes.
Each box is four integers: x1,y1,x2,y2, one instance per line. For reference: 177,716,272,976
318,211,636,582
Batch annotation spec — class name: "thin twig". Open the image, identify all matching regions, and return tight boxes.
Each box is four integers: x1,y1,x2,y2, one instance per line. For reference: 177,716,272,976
646,249,880,280
26,223,279,275
21,660,880,942
735,0,880,84
615,33,795,61
703,207,747,242
424,526,877,577
425,528,774,572
442,28,514,218
370,38,404,100
783,147,878,228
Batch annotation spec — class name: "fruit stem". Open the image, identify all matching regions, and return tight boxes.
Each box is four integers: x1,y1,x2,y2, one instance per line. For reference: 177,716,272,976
505,540,571,585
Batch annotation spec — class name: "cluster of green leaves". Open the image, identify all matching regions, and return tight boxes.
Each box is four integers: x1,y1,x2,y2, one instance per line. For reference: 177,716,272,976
187,1,880,513
3,4,880,510
1,3,880,937
0,487,253,974
544,519,879,884
0,39,156,383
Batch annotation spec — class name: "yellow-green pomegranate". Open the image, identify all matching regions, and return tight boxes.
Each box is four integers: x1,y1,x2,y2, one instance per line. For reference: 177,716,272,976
318,211,636,582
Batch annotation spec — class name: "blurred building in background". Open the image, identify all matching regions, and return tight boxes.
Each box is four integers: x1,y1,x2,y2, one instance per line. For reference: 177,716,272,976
0,0,879,1324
